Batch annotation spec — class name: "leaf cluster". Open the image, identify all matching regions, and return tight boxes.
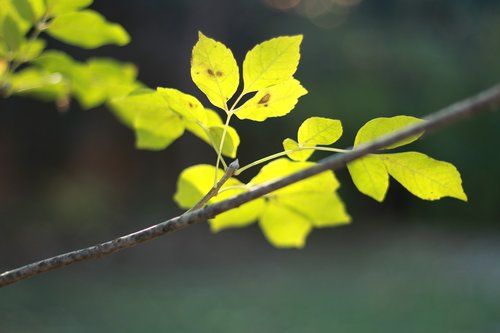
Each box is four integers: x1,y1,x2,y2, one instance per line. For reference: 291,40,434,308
0,0,138,110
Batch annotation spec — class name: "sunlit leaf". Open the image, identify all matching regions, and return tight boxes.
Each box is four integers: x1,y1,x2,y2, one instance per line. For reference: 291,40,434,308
235,78,307,121
347,155,389,202
11,0,34,23
380,152,467,201
9,67,68,100
47,10,130,49
16,38,45,61
174,164,264,231
45,0,92,15
191,32,239,110
259,200,312,248
3,16,23,52
249,158,340,196
157,87,206,123
72,58,139,109
110,89,184,150
242,35,302,92
207,125,240,158
282,138,313,162
298,117,342,146
355,115,424,149
183,108,223,143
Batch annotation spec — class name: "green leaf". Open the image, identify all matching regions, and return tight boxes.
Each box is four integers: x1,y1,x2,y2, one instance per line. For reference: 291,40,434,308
47,10,130,49
235,78,307,121
190,32,239,110
3,16,23,52
183,108,223,143
157,87,206,123
174,164,264,231
242,35,302,93
45,0,92,15
16,38,45,61
354,115,424,149
207,125,240,158
110,90,184,150
27,0,46,21
249,158,340,196
9,67,69,100
282,138,313,162
347,155,389,202
298,117,342,146
72,58,139,109
11,0,34,23
380,152,467,201
259,201,312,248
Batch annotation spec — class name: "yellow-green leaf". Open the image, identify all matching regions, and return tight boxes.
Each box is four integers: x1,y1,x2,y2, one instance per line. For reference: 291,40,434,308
355,116,424,149
174,164,264,231
207,125,240,158
11,0,34,23
190,32,239,110
298,117,342,146
276,192,350,228
208,182,265,232
249,158,340,196
157,87,206,123
73,58,139,109
3,16,23,52
16,38,45,61
282,138,313,162
47,10,130,49
381,152,467,201
259,200,312,248
45,0,92,15
235,78,307,121
242,35,302,93
183,108,222,142
9,67,68,100
110,90,184,150
347,155,389,202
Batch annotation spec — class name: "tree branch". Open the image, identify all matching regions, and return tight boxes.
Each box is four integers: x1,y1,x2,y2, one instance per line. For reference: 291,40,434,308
1,84,500,288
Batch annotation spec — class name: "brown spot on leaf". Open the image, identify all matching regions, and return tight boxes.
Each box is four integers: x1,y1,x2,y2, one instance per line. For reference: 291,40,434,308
258,93,271,105
188,102,194,108
207,69,215,77
216,71,223,77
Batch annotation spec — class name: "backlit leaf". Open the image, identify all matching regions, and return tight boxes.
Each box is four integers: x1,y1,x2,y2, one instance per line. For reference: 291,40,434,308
157,87,206,123
11,0,34,23
207,125,240,158
235,78,307,121
174,164,264,231
347,155,389,202
45,0,92,15
191,32,239,110
110,90,184,150
381,152,467,201
183,108,222,142
355,115,424,149
259,201,312,248
298,117,342,146
47,10,130,49
3,16,23,52
249,158,340,196
73,58,139,109
9,67,68,100
242,35,302,92
282,138,313,162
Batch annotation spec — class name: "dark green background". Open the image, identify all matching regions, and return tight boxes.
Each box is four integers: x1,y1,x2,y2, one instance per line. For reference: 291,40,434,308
1,0,499,331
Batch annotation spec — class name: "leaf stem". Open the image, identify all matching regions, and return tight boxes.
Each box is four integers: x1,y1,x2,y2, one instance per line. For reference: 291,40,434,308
235,145,350,175
188,159,239,212
214,112,233,185
197,121,228,169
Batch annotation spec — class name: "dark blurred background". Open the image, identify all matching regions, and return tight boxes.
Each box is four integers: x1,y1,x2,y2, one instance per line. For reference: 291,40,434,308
1,0,500,332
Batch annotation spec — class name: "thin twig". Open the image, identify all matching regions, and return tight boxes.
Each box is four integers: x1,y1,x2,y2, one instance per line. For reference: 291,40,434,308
188,159,239,212
1,84,500,288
